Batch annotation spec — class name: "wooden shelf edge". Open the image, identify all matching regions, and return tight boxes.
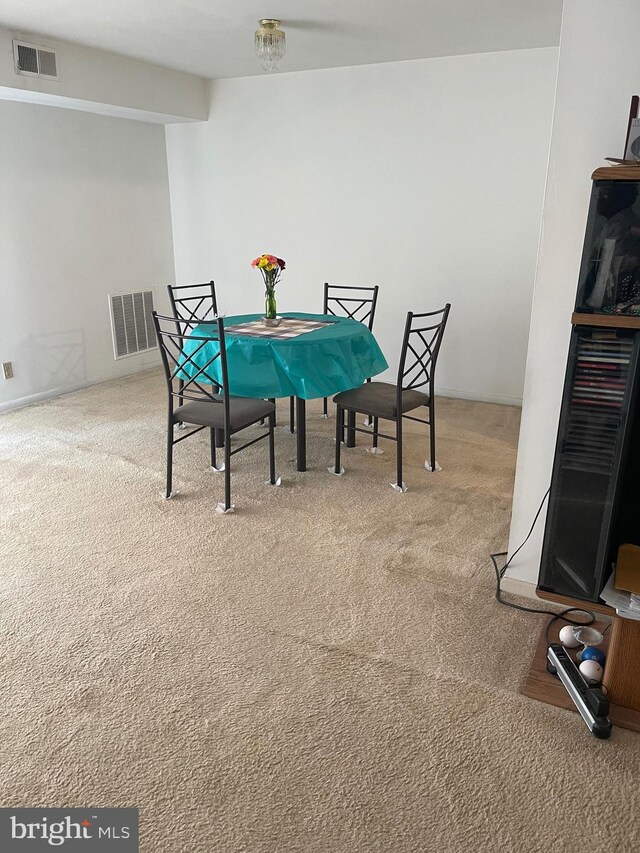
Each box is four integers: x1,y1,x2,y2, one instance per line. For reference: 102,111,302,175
536,587,615,617
571,312,640,329
592,165,640,181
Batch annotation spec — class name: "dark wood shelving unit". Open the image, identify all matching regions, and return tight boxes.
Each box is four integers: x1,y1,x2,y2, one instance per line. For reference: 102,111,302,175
523,168,640,725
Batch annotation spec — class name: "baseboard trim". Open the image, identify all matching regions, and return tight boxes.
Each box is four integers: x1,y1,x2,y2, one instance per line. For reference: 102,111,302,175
0,364,160,414
436,387,523,407
500,576,540,602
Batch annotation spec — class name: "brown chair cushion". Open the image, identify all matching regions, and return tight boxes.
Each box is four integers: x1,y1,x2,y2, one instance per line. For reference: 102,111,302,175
333,382,428,420
174,397,275,432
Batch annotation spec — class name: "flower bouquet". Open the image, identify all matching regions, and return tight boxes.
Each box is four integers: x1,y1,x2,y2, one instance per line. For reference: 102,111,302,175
251,254,286,323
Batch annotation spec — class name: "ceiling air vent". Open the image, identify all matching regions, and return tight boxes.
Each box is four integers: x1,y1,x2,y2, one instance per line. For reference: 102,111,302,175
13,40,58,79
109,291,157,359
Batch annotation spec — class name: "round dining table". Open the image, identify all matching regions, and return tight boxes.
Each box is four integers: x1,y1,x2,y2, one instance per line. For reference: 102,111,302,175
183,312,388,471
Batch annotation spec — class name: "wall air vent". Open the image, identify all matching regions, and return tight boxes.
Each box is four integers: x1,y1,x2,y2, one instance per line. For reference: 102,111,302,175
13,40,58,79
109,291,157,359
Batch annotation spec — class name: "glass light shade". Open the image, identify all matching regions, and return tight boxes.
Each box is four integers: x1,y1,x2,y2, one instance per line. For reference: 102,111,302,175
571,626,604,647
255,19,285,72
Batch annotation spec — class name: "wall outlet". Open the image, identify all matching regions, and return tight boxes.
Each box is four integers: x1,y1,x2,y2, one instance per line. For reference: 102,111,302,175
2,362,14,379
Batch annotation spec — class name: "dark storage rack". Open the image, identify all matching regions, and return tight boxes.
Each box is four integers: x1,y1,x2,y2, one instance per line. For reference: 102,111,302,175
539,326,639,603
539,168,640,605
563,334,632,474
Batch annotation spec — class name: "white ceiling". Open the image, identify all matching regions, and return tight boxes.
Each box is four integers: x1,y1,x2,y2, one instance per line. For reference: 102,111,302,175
0,0,563,80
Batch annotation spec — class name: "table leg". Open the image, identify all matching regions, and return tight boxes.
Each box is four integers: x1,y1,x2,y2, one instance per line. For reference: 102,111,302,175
295,397,306,472
347,411,356,447
289,396,295,433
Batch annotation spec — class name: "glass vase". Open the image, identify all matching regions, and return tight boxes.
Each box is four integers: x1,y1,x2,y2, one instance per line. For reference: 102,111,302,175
265,291,277,320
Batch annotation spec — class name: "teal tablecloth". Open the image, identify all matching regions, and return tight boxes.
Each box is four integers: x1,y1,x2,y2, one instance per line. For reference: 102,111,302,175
182,312,388,400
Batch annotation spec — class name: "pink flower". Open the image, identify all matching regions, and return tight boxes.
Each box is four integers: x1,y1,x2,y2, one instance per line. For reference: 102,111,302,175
250,253,286,283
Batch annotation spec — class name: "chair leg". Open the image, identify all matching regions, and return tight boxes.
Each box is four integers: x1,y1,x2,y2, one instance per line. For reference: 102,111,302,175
269,399,277,427
166,419,174,498
347,410,356,447
224,432,232,511
268,412,276,483
295,397,308,472
429,400,437,471
210,428,216,469
289,396,295,433
322,397,328,418
362,379,373,426
176,379,184,427
396,417,403,490
373,417,379,450
334,406,343,473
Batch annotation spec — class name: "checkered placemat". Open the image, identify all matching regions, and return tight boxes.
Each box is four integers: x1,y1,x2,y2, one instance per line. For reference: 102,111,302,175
225,317,336,339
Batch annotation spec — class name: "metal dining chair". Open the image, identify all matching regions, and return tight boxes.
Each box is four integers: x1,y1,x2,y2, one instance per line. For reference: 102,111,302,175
287,282,380,433
331,304,451,492
323,283,379,418
167,281,218,333
152,312,278,513
167,281,278,432
167,281,223,429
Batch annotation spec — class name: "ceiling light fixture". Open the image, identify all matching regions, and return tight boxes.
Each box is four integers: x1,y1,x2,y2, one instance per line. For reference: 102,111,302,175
255,19,286,72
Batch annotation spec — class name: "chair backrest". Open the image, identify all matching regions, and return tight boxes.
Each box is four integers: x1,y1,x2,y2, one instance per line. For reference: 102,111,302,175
397,305,451,394
152,312,230,420
167,281,218,334
323,283,379,331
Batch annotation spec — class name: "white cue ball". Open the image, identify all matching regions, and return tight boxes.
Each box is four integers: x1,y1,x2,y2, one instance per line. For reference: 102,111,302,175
559,625,581,648
579,660,604,683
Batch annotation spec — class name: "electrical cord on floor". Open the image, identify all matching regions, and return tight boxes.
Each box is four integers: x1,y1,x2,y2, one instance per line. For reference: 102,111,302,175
490,486,596,642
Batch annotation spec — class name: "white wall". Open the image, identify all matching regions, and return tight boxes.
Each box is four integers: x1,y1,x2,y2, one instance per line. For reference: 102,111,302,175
0,99,175,411
507,0,640,583
166,48,558,405
0,26,208,123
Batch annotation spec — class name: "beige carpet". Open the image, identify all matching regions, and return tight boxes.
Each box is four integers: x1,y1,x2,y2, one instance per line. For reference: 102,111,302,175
1,370,638,853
